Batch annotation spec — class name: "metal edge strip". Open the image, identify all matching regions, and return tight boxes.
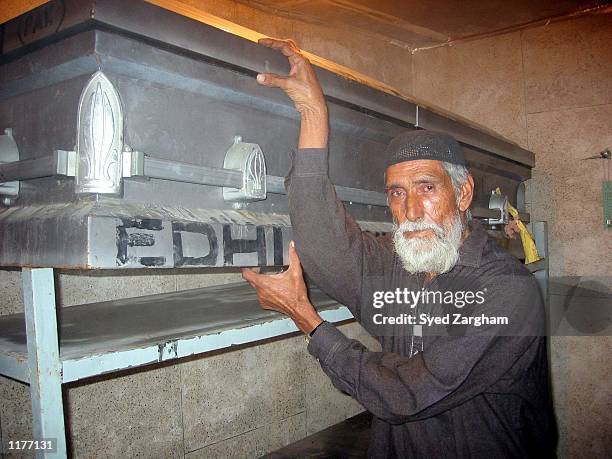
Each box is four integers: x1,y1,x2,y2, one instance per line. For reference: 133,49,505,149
61,305,353,382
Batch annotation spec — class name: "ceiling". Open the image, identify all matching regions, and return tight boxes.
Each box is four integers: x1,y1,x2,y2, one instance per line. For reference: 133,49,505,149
236,0,610,50
1,0,609,50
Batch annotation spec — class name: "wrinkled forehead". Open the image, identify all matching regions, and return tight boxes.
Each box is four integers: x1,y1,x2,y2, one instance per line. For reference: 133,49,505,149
384,159,449,185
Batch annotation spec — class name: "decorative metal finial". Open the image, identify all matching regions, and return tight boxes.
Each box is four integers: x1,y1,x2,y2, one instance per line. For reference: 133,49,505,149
75,71,124,194
223,136,267,203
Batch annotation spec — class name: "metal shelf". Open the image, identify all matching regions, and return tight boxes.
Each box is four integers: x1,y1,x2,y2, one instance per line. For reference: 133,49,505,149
0,280,352,384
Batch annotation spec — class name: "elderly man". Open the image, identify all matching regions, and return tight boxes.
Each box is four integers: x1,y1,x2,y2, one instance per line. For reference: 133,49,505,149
243,38,556,458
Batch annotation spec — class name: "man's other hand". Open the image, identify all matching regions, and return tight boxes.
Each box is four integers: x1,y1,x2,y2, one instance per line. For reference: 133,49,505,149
242,241,323,335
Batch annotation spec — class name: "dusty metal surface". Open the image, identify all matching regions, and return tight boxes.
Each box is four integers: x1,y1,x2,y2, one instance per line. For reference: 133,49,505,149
0,282,338,358
0,201,394,268
0,0,534,268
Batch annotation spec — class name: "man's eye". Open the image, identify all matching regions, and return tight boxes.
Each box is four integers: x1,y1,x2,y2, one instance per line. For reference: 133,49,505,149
421,184,435,193
388,189,405,198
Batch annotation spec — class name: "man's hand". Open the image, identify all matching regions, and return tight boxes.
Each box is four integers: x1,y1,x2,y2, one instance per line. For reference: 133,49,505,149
257,38,329,149
242,241,323,335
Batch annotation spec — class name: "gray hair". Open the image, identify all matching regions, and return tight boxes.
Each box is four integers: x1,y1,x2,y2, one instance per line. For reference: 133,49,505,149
442,162,472,221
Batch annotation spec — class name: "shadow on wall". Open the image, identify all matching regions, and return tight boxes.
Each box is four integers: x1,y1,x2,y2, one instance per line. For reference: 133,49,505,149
548,277,612,336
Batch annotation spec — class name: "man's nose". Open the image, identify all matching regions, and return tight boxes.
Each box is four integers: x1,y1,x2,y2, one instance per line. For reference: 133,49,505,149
405,192,424,222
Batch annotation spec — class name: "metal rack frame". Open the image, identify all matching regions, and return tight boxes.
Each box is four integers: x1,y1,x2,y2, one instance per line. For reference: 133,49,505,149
0,270,353,458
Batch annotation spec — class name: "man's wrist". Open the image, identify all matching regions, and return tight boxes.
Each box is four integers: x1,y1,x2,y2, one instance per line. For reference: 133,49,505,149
299,104,327,120
303,314,323,334
298,108,328,149
309,320,325,337
303,317,324,345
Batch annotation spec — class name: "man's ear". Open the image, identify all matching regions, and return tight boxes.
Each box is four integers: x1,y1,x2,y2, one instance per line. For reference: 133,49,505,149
458,174,474,212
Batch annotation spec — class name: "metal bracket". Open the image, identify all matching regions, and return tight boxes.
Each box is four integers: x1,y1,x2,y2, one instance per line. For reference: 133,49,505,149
57,147,143,179
56,150,77,176
0,146,143,204
487,191,508,225
122,146,145,178
223,136,267,203
0,128,20,198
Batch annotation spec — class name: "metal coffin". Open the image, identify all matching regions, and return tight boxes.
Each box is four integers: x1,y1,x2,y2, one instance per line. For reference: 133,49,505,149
0,0,534,269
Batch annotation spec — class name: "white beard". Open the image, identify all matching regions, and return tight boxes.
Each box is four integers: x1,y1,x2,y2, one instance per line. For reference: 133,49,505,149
392,212,464,274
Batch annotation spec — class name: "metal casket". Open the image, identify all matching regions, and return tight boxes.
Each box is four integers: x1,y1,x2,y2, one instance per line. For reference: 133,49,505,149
0,0,534,269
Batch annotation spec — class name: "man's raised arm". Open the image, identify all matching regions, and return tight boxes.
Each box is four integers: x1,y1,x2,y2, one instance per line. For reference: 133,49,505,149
256,38,390,314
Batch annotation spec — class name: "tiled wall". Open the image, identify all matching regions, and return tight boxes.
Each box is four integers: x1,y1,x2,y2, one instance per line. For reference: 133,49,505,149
1,2,611,458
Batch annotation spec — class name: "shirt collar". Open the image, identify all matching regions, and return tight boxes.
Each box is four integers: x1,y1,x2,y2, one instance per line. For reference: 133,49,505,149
456,219,489,268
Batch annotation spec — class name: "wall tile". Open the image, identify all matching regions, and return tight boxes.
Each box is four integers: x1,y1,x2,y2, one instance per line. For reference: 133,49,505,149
66,365,183,459
179,0,295,38
0,377,33,459
58,271,177,307
0,269,23,315
179,0,237,22
181,335,306,452
563,336,612,458
526,103,612,277
368,38,414,96
179,0,414,94
413,32,527,147
233,2,294,39
292,20,413,95
174,270,243,292
522,13,612,114
411,45,452,110
185,412,305,458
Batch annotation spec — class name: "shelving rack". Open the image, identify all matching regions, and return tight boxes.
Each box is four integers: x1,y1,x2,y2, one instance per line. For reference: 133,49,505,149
0,272,352,456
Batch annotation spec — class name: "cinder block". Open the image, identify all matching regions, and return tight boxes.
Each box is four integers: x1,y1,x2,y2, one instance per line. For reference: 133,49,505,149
66,365,183,459
413,32,527,147
58,271,177,307
0,376,33,459
526,104,612,278
0,269,23,315
552,336,612,458
181,335,306,452
522,14,612,114
173,270,243,292
185,412,306,458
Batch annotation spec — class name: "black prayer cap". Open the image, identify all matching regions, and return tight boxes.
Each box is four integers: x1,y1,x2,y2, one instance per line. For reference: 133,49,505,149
386,130,465,168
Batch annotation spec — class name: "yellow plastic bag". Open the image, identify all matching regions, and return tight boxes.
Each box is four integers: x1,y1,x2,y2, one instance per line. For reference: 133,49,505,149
494,188,541,264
